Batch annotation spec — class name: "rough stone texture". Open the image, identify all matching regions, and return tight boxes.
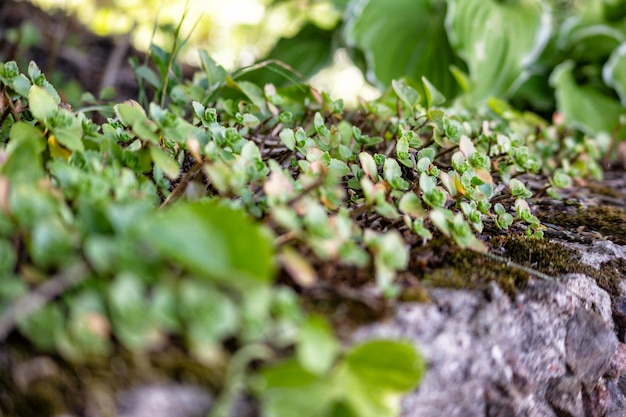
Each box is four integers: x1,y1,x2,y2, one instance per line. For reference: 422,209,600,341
352,272,626,417
116,384,214,417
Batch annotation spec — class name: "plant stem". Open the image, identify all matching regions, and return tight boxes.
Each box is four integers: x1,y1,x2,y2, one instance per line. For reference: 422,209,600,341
0,262,89,342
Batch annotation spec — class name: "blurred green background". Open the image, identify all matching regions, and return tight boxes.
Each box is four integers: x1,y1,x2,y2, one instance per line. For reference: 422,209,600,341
28,0,379,104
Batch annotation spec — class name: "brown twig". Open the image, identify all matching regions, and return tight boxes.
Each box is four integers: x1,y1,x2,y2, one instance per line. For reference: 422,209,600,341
159,161,204,208
0,262,89,342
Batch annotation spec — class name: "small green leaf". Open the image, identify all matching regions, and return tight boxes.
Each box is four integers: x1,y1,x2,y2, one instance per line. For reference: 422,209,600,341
551,170,572,189
178,280,239,344
430,208,452,237
399,192,425,218
109,272,162,351
29,218,76,268
114,100,148,127
396,135,410,160
359,152,379,180
17,303,64,351
150,147,180,180
419,173,436,193
134,65,161,88
383,158,409,190
392,79,421,110
28,85,58,121
509,178,532,198
421,76,446,108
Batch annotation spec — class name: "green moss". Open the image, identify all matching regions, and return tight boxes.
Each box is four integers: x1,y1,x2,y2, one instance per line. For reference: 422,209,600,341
406,236,528,297
407,233,625,301
541,205,626,242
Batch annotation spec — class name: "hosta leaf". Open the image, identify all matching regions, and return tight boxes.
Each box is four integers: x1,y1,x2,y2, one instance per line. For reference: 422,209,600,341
247,23,335,86
603,42,626,105
550,60,624,135
140,200,275,287
446,0,550,101
344,0,461,97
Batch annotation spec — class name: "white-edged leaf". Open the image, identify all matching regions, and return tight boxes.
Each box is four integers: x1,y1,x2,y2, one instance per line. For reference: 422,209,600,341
446,0,550,101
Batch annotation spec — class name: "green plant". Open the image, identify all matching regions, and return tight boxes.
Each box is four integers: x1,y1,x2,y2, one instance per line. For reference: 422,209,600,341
0,3,618,412
253,0,625,151
0,55,430,416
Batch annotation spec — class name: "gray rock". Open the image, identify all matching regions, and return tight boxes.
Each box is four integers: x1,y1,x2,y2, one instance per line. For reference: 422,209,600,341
545,376,583,417
116,384,213,417
604,380,626,417
352,273,624,417
565,309,618,390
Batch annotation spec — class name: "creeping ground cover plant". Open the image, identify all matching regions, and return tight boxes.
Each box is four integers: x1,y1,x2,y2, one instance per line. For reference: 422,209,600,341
0,3,624,414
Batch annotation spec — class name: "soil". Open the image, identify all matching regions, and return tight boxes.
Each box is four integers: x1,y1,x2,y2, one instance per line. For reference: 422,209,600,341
1,2,626,417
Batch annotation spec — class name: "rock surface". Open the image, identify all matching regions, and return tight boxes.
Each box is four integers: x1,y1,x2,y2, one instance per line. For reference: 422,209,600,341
353,262,626,417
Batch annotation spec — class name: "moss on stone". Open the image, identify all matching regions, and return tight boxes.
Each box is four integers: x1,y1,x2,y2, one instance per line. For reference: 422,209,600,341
541,205,626,243
408,232,624,302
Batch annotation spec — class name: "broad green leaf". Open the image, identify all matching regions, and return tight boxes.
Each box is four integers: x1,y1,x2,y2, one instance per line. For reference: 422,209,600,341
604,42,626,105
334,339,425,417
134,65,161,88
297,315,340,376
446,0,550,101
550,60,624,135
258,359,332,417
141,200,275,286
558,22,623,64
344,0,461,97
28,85,58,120
150,147,180,180
199,50,227,90
250,23,335,86
231,80,267,112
